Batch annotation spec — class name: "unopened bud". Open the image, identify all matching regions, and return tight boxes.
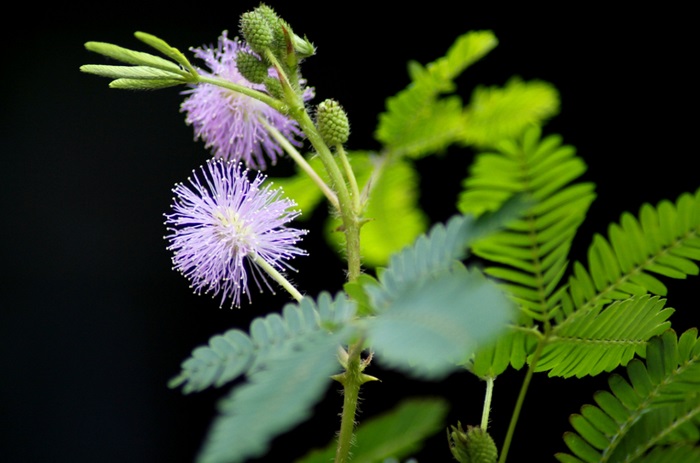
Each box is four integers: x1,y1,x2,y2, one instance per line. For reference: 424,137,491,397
448,423,498,463
291,33,315,58
240,11,273,52
237,52,269,84
256,4,286,53
316,99,350,146
263,76,284,100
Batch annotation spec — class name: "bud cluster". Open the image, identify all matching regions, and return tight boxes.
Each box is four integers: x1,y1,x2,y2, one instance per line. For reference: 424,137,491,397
239,4,315,61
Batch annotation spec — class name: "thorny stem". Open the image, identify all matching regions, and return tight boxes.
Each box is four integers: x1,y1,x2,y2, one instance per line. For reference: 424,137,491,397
289,91,364,463
333,341,367,463
243,53,365,463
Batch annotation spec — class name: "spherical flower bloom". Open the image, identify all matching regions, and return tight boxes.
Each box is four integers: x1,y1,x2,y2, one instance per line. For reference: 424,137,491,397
164,159,308,308
181,30,314,170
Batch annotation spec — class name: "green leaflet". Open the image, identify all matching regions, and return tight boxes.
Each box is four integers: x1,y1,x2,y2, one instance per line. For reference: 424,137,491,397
79,64,187,81
537,295,674,378
461,77,560,148
357,157,427,267
168,292,356,394
196,328,350,463
83,41,184,72
350,199,526,378
82,32,197,89
558,187,700,324
134,31,196,74
636,446,700,463
366,196,528,311
343,273,382,317
375,30,498,159
468,328,538,378
417,29,499,84
295,398,449,463
555,329,700,463
365,264,516,379
375,30,558,159
458,126,595,323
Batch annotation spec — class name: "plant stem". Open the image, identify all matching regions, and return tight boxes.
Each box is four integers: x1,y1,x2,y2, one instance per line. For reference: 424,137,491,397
334,341,365,463
481,377,495,431
498,338,546,463
251,253,304,302
292,108,362,281
259,117,340,211
198,74,287,113
336,144,361,213
267,62,365,463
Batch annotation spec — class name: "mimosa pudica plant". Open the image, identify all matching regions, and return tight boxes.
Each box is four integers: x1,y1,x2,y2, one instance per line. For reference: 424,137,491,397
80,4,700,462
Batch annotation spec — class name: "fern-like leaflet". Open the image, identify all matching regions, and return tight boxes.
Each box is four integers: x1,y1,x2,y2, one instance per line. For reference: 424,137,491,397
460,126,595,377
537,295,674,378
459,125,595,320
169,291,356,394
375,30,498,159
167,292,358,463
366,196,528,313
558,188,700,322
358,199,526,379
556,329,700,463
542,188,700,377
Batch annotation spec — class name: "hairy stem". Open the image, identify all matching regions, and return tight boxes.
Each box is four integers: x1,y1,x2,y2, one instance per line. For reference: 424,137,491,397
259,118,340,211
272,62,365,463
251,253,304,302
333,341,365,463
293,108,362,281
336,144,361,213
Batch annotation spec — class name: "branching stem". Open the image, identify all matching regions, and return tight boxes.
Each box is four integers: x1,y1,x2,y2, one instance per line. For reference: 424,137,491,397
259,117,340,211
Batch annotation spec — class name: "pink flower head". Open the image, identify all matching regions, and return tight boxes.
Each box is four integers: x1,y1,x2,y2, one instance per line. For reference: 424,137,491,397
181,31,314,170
164,159,307,308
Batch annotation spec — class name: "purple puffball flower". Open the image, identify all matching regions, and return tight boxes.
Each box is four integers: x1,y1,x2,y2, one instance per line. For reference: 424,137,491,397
164,159,308,308
181,30,314,170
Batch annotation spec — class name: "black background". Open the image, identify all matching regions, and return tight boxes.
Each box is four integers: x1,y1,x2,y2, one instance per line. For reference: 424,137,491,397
1,3,697,462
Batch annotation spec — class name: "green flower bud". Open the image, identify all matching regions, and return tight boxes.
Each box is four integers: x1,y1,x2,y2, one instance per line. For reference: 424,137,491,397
239,10,273,53
316,99,350,146
291,33,315,58
256,4,286,52
448,423,498,463
256,4,281,30
236,51,269,84
263,76,284,100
